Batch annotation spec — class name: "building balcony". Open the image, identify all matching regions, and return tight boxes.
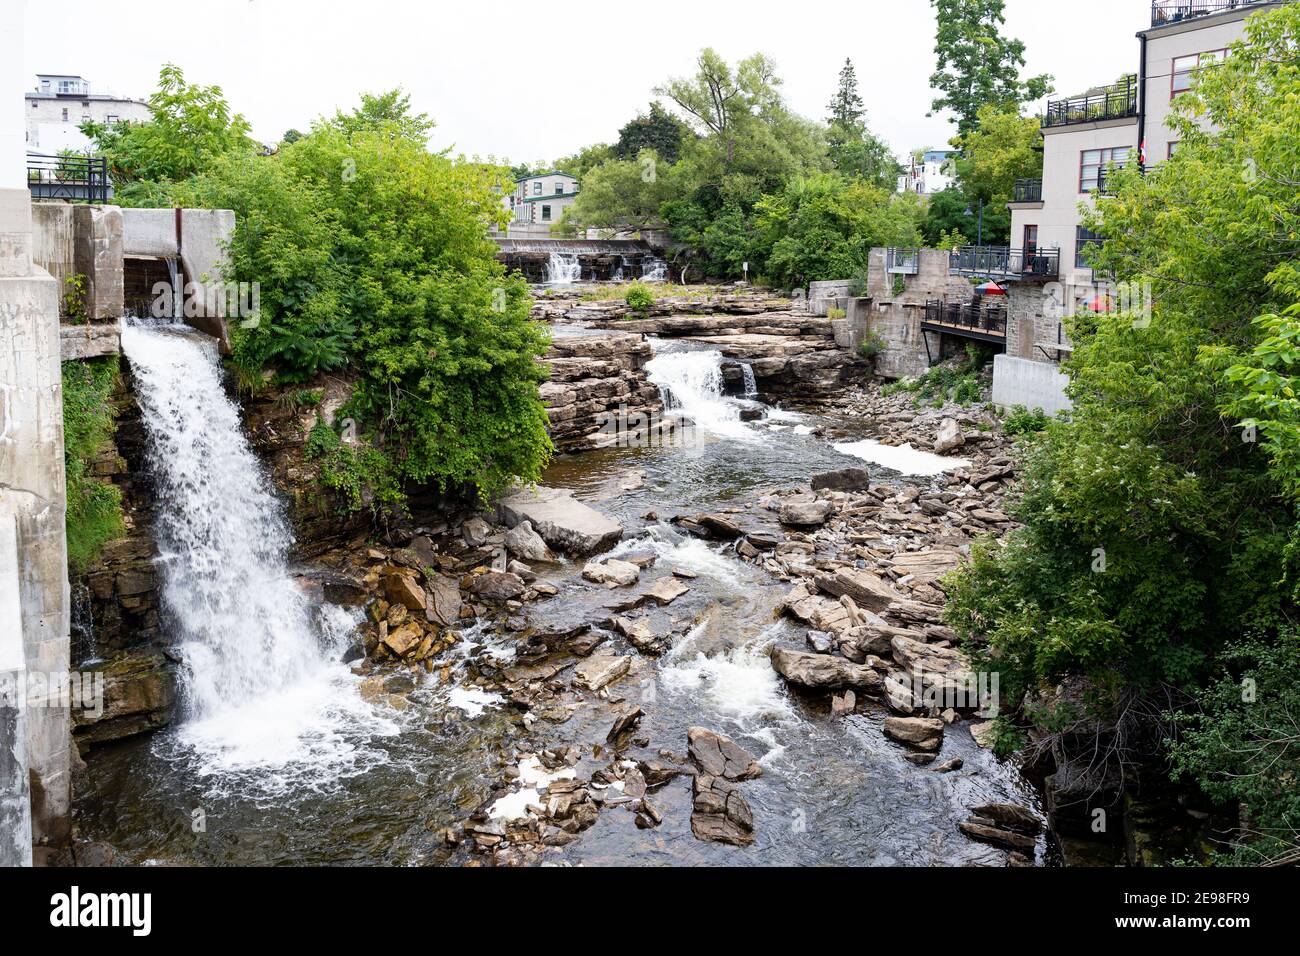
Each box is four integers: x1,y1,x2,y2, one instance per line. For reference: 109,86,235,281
26,153,111,204
1013,178,1043,203
1044,75,1138,128
949,246,1060,281
923,299,1008,342
886,247,920,275
1151,0,1271,27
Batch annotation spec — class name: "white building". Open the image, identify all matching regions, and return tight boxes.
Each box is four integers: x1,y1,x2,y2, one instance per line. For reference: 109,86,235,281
1008,0,1286,294
508,170,580,232
899,149,956,195
24,74,149,154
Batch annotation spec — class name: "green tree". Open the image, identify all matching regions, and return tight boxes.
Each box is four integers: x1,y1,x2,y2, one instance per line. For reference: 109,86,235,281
826,58,866,130
945,4,1300,809
82,63,253,206
562,150,674,232
825,58,901,189
326,88,434,143
614,102,690,163
928,0,1052,135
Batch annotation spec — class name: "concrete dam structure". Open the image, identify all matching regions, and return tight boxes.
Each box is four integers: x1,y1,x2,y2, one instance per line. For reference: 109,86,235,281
495,238,668,285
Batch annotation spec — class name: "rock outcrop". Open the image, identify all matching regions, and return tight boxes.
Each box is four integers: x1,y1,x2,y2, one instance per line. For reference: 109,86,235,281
541,332,662,454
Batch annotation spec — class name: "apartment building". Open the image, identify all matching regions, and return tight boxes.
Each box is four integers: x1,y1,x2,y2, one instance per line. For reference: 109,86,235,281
509,170,580,229
25,74,149,154
898,149,957,196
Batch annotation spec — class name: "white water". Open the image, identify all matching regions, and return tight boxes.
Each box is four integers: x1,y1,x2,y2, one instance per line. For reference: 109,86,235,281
546,252,582,285
834,438,971,477
646,348,755,441
661,620,796,727
740,363,758,398
121,323,392,793
641,258,667,282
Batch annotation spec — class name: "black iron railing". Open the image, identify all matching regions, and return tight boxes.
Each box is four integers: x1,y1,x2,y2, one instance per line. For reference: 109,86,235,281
923,299,1008,337
27,153,111,203
1013,178,1043,203
1044,75,1138,128
949,246,1060,280
1151,0,1271,27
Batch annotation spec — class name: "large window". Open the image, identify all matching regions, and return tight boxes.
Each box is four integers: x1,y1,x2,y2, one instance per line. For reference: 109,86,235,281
1080,146,1130,192
555,183,564,195
541,205,552,221
1172,49,1226,98
1076,226,1104,269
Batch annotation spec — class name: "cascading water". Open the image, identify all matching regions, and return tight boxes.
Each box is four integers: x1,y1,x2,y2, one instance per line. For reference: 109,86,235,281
740,363,759,398
641,257,667,282
546,252,582,285
120,321,391,792
645,345,754,441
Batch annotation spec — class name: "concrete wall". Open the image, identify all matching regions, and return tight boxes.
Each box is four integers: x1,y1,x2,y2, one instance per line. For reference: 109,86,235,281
993,354,1073,416
31,203,124,320
0,504,33,867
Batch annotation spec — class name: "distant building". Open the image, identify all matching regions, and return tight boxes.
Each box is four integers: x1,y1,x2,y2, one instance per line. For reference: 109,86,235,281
509,171,579,232
898,150,956,195
24,74,149,154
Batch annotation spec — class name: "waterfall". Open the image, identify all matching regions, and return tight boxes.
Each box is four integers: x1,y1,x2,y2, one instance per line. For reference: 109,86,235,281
740,363,759,398
641,257,667,282
120,322,390,790
646,347,753,440
546,252,582,285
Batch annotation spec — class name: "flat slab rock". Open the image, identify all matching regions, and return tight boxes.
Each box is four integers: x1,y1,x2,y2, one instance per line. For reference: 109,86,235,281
496,485,623,556
572,652,631,691
687,727,763,781
691,775,755,847
770,646,883,691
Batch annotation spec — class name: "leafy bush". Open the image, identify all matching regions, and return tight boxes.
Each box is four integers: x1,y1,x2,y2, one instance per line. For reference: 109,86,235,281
826,306,847,320
624,282,655,313
1001,404,1050,435
62,358,124,574
882,346,988,406
857,332,886,361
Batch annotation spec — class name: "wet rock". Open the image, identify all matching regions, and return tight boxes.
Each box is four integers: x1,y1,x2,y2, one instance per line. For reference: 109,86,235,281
687,727,763,781
322,574,368,606
583,558,641,588
470,571,527,602
504,520,555,563
883,672,917,715
607,707,645,742
691,775,755,846
72,651,178,750
610,616,667,656
934,757,964,773
883,716,945,752
462,516,492,547
831,690,857,716
806,630,835,654
385,572,426,612
573,652,631,691
383,622,423,658
424,573,463,627
811,468,872,492
497,485,623,556
743,531,780,551
958,820,1037,854
971,803,1043,835
688,513,745,541
635,798,664,829
771,646,883,691
779,495,835,527
640,576,690,606
639,757,688,787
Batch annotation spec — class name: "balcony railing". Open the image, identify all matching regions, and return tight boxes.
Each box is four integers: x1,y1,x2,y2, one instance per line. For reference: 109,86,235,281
1044,75,1138,128
1013,178,1043,203
923,299,1008,338
26,153,111,204
886,247,920,275
949,246,1060,281
1151,0,1271,27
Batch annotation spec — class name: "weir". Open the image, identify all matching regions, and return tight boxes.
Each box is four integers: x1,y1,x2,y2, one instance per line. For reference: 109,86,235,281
495,238,669,284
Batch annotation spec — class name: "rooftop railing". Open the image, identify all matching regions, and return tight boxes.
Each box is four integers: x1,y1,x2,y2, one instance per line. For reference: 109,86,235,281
1151,0,1273,27
26,153,111,204
1044,75,1138,128
949,246,1060,281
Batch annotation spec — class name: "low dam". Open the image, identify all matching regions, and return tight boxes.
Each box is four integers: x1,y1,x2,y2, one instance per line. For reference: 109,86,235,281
495,238,668,285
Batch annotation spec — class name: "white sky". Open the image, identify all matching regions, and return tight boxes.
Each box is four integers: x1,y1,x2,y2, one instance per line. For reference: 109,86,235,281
23,0,1148,163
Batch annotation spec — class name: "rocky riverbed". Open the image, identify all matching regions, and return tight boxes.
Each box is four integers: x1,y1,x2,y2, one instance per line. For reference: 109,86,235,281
72,313,1057,868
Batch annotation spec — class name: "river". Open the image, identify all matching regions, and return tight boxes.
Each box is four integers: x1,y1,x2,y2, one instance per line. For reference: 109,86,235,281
73,322,1041,866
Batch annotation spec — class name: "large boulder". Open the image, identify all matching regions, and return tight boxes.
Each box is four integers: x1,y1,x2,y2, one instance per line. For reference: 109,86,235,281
691,775,755,846
770,646,883,691
582,559,641,588
933,418,965,453
469,571,526,602
883,716,945,752
688,727,763,781
504,520,555,563
811,468,871,492
779,495,835,527
496,485,623,556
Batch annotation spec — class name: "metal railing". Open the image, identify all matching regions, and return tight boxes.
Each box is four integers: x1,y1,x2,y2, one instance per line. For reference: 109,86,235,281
1151,0,1271,27
26,153,111,203
1013,178,1043,203
949,246,1060,280
1044,75,1138,128
886,247,920,275
923,299,1008,337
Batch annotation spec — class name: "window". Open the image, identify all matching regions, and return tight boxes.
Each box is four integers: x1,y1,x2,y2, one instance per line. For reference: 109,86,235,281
555,183,564,194
1167,141,1180,159
1076,226,1104,269
533,181,542,195
1024,225,1039,255
106,114,118,124
1172,49,1226,98
61,108,69,121
1080,146,1130,192
541,205,552,221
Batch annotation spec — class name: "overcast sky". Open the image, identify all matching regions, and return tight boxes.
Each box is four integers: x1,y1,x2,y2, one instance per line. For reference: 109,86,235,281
23,0,1148,163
